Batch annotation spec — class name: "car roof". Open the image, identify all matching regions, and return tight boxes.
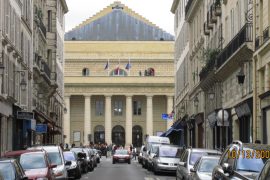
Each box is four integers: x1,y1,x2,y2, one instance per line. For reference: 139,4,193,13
200,155,221,159
30,146,60,152
0,158,16,162
4,150,43,157
189,148,222,154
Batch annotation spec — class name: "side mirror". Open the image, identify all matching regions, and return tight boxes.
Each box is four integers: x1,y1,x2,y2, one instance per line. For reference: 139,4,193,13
143,147,146,151
190,168,196,173
153,154,157,158
49,164,57,169
222,163,233,175
178,161,187,167
65,161,72,166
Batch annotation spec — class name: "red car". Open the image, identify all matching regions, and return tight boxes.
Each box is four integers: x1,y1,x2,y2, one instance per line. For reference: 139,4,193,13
112,149,131,164
4,150,56,180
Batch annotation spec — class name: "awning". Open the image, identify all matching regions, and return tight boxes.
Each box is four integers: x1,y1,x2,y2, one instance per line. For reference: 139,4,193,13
195,113,204,125
160,119,184,137
208,110,217,128
234,98,252,119
33,109,54,125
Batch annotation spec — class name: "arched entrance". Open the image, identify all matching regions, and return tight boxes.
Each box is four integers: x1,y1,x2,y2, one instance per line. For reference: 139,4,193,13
94,125,105,144
132,125,142,147
112,125,125,146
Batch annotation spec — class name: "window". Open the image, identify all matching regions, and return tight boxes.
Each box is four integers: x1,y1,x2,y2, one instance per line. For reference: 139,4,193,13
133,101,141,115
144,68,155,76
82,68,89,76
114,101,123,116
48,10,52,32
110,68,127,76
95,100,104,116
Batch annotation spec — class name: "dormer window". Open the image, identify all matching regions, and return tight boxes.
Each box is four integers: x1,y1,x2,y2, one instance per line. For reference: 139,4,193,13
82,68,89,76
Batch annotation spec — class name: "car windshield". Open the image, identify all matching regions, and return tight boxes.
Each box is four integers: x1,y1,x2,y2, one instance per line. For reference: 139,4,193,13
189,152,205,165
159,147,181,158
236,148,267,172
198,158,219,172
64,152,76,161
0,162,15,180
115,150,128,155
20,154,46,169
48,152,62,165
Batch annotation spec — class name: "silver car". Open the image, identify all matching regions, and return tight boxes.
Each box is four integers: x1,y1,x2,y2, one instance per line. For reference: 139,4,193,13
190,155,220,180
29,145,69,179
152,145,183,174
176,148,221,180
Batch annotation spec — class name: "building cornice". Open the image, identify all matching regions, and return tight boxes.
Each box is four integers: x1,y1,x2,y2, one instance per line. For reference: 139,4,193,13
171,0,180,14
60,0,69,14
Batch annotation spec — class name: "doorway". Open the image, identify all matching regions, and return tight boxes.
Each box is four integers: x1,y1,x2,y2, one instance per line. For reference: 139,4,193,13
112,125,125,146
132,125,142,147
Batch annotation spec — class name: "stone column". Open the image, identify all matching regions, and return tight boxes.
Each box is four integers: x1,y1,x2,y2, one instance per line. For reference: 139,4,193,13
64,96,70,145
84,95,91,145
146,95,153,136
125,95,132,146
167,96,174,129
265,63,270,92
105,95,112,144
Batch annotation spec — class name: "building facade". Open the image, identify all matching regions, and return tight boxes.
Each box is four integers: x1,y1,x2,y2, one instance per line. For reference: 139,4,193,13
0,0,67,155
253,0,270,144
172,0,255,149
64,2,175,147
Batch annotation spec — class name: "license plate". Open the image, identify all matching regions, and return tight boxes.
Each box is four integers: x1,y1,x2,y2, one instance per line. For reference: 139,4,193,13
170,163,174,166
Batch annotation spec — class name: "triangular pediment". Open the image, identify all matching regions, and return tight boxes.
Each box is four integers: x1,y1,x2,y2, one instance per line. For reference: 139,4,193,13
65,1,174,41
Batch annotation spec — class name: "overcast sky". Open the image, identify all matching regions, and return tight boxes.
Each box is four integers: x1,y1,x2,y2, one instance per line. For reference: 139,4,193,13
65,0,175,35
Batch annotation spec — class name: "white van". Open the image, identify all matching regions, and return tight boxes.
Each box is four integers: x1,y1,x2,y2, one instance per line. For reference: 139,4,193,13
142,136,170,169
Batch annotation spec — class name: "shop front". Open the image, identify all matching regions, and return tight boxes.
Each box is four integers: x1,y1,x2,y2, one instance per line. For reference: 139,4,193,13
187,116,195,147
195,113,204,148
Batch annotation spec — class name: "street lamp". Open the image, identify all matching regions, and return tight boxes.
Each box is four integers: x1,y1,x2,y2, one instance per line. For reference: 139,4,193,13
237,67,245,84
208,88,215,100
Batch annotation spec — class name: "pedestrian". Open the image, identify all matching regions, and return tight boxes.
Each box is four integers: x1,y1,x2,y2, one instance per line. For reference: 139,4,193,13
71,143,75,148
133,147,137,160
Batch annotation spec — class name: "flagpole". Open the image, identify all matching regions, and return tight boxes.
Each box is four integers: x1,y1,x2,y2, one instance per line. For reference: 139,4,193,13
128,58,131,76
107,59,110,76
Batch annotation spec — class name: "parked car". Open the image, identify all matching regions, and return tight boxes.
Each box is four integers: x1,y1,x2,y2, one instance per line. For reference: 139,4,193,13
142,136,170,168
112,149,131,164
4,149,56,180
29,145,70,179
212,140,270,180
0,158,28,180
176,148,221,180
93,149,100,163
190,155,220,180
152,145,183,174
69,148,88,173
145,144,162,170
71,148,93,172
257,158,270,180
63,151,82,179
87,148,97,167
83,148,95,171
20,151,56,180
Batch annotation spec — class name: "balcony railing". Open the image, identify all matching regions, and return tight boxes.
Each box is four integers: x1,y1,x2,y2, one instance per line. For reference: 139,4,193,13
41,61,51,79
255,27,270,50
185,0,194,16
216,23,253,69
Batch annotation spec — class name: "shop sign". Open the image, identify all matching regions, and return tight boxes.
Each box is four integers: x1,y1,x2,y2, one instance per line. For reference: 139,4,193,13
17,111,34,120
36,124,47,133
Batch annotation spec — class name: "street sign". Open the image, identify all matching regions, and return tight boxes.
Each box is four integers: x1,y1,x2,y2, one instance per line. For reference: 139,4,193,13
17,111,34,120
162,113,168,120
36,124,47,133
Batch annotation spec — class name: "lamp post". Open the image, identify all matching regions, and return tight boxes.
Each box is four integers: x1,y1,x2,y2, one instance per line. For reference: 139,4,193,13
15,71,27,91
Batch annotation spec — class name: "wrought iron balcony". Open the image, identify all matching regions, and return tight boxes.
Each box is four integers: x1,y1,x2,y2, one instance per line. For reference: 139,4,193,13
255,27,270,50
216,23,253,69
185,0,194,16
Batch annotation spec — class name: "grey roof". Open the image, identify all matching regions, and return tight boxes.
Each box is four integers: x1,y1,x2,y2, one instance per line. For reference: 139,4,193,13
65,9,174,41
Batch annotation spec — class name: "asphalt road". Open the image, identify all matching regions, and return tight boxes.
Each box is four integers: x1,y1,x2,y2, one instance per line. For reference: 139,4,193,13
80,157,176,180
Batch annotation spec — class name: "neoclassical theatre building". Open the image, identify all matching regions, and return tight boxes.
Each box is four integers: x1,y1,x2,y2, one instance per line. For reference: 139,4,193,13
64,2,174,147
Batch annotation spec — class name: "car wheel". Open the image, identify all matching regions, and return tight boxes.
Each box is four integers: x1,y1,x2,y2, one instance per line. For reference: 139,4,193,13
76,168,82,179
128,160,131,164
153,165,158,175
113,160,115,164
